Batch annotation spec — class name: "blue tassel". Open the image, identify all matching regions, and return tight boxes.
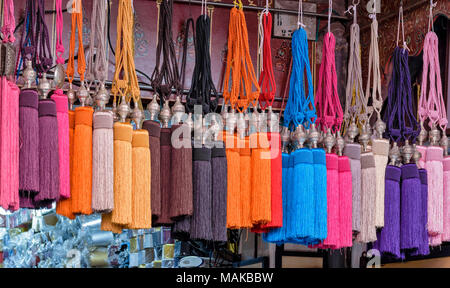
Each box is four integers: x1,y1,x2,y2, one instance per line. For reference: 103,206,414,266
312,148,327,242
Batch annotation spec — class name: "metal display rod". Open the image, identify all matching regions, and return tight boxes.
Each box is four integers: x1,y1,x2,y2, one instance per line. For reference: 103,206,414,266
173,0,350,21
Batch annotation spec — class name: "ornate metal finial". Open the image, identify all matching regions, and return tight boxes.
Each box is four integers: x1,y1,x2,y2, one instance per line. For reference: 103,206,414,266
221,103,229,124
308,123,320,148
412,144,422,165
111,104,119,122
336,131,345,156
237,113,246,138
389,142,400,165
131,106,144,129
185,112,194,132
146,94,160,121
159,100,172,128
267,106,278,133
365,122,373,140
418,121,427,145
324,128,336,153
249,109,259,135
67,83,76,110
53,63,65,89
359,124,370,152
95,82,110,110
117,96,130,123
171,95,185,124
440,134,448,156
210,115,221,141
374,118,386,139
38,73,51,99
4,43,16,77
281,126,290,153
402,139,413,164
346,120,359,142
23,59,36,89
292,125,307,149
226,109,237,134
429,123,441,146
77,81,89,106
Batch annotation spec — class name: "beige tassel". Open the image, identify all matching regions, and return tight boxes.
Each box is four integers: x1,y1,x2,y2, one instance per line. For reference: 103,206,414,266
372,139,390,228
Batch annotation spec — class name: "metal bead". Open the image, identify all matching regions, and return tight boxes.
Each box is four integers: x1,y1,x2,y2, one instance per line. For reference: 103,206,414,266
38,73,51,99
374,118,386,139
418,121,428,146
171,95,185,124
389,142,400,166
336,131,345,156
210,115,221,141
53,63,66,89
111,105,119,122
292,125,306,149
95,83,110,110
23,59,36,89
346,120,359,142
77,81,89,106
440,134,448,156
308,123,320,148
429,123,441,146
237,113,246,138
146,94,160,121
402,140,413,164
412,144,422,165
359,124,370,152
281,126,290,153
67,86,76,110
226,109,237,134
159,100,172,128
324,128,336,154
131,107,144,129
117,96,130,123
267,106,278,133
185,112,194,131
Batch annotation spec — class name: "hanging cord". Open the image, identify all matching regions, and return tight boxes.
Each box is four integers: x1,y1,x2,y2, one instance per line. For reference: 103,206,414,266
418,1,447,132
343,1,366,134
179,18,194,97
127,3,143,111
86,0,108,90
66,0,86,86
35,0,53,75
55,0,64,65
186,15,219,114
19,0,36,66
258,11,276,110
396,3,410,53
2,0,15,43
278,57,292,124
151,0,180,100
365,0,383,123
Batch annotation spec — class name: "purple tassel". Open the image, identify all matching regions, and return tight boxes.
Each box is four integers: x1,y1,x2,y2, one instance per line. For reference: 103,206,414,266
19,90,40,208
211,144,228,242
34,99,60,207
400,163,421,252
190,147,213,241
377,165,401,258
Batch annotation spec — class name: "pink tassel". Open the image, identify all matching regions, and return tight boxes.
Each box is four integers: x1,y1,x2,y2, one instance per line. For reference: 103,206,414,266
338,155,352,248
442,157,450,241
51,90,70,199
321,153,340,248
0,78,20,211
426,146,444,238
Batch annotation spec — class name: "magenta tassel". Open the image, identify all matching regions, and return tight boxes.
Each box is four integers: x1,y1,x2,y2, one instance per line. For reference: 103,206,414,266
321,153,339,248
338,155,352,248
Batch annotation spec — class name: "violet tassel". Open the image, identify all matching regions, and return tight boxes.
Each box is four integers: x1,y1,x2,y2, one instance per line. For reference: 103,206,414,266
211,143,228,242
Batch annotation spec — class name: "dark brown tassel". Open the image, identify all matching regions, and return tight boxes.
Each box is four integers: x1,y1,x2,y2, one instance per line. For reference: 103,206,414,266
211,143,228,242
156,128,173,225
143,120,161,221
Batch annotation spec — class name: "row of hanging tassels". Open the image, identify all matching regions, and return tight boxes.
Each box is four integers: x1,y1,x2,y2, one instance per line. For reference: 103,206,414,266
2,0,449,254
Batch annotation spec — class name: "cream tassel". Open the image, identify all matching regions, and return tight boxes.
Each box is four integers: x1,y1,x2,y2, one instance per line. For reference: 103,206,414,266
372,139,389,228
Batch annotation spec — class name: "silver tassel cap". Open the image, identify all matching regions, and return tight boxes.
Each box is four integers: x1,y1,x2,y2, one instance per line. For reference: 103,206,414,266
359,124,370,152
131,106,144,129
308,123,320,148
159,100,172,128
23,59,36,89
67,83,76,110
374,118,387,139
117,96,130,123
146,94,160,121
225,109,237,135
429,123,441,146
292,125,306,149
418,121,428,146
324,128,336,154
281,126,290,153
440,134,448,156
95,82,110,110
412,144,422,166
336,131,345,156
38,73,51,99
346,120,359,142
171,95,185,124
53,63,65,89
237,113,246,139
77,81,89,107
389,142,400,166
402,140,413,164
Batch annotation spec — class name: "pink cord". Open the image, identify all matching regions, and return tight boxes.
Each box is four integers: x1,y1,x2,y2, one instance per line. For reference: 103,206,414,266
55,0,65,64
2,0,15,43
419,31,447,131
315,32,343,133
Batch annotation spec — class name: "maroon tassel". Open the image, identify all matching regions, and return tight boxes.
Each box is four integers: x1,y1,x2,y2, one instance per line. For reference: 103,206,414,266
156,128,173,225
143,120,161,221
211,144,228,241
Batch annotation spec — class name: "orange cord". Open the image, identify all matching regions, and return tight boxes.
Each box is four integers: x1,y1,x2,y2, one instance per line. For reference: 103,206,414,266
66,0,86,84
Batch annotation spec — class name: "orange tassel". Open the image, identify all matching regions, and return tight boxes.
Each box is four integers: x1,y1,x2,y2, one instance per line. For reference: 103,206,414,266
71,107,93,215
111,122,133,225
239,136,253,228
101,213,124,234
56,110,76,219
127,129,152,229
222,132,241,229
250,132,271,225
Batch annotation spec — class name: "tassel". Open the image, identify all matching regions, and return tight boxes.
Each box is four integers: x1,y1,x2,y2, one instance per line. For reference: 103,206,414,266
377,165,401,258
190,147,213,240
443,157,450,241
143,120,161,221
56,111,76,219
71,106,93,214
344,143,362,233
211,144,228,242
224,133,241,228
239,136,252,228
51,91,70,200
33,99,60,207
0,78,20,211
263,152,290,244
413,168,430,256
400,163,422,251
18,90,40,208
170,124,193,219
128,129,152,229
372,139,390,228
101,213,123,234
313,148,327,242
173,216,191,238
338,155,352,248
251,132,272,226
357,152,377,243
110,122,133,225
425,146,444,238
156,128,173,225
92,111,114,213
321,153,340,248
